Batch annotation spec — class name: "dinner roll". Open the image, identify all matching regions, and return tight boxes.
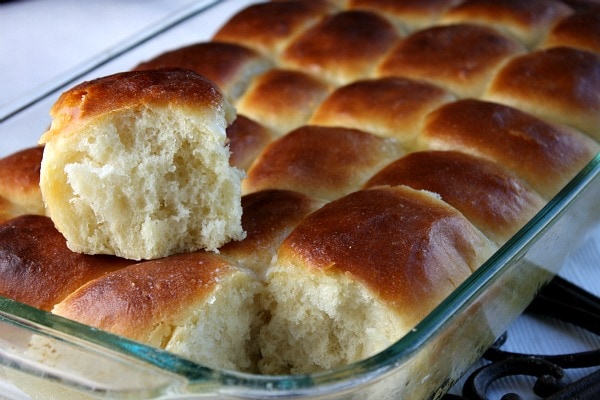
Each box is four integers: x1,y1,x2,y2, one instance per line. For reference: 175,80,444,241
280,10,400,85
53,252,263,372
39,69,245,260
3,0,599,381
419,99,600,199
0,215,131,311
243,125,403,200
541,8,600,54
235,69,331,135
364,151,546,244
133,41,273,102
377,23,525,97
484,47,600,141
259,186,497,374
220,189,324,277
0,146,45,222
439,0,573,48
213,0,336,59
348,0,463,33
309,77,454,147
226,115,275,171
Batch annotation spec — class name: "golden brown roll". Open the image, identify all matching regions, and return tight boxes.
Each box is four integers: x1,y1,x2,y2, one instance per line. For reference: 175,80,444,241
348,0,463,32
309,77,454,147
484,47,600,141
219,189,324,277
235,69,331,135
419,99,600,199
52,251,263,372
39,69,245,260
439,0,573,48
258,186,497,374
0,215,131,312
242,125,403,200
541,9,600,54
52,251,262,371
0,146,45,222
226,115,275,171
377,23,525,98
280,10,400,85
133,41,273,102
213,0,335,59
364,151,546,244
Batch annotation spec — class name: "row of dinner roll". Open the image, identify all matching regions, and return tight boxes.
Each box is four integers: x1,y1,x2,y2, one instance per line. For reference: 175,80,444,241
1,0,599,375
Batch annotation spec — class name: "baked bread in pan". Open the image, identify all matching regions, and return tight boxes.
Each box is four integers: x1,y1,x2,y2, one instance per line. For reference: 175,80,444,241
1,0,599,375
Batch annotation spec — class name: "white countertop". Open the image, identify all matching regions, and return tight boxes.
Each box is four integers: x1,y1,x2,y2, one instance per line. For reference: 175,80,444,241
1,1,599,399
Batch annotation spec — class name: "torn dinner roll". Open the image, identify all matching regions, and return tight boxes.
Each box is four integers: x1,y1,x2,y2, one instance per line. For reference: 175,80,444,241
52,251,263,372
39,69,245,260
258,186,497,374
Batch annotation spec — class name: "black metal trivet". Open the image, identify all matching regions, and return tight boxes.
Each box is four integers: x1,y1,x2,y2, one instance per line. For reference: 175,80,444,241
443,276,600,400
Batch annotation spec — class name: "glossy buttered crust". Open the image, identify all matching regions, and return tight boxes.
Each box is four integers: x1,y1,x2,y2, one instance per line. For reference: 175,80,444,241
1,0,600,375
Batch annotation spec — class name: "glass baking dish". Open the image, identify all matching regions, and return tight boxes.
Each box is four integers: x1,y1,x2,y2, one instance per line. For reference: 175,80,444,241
1,1,599,399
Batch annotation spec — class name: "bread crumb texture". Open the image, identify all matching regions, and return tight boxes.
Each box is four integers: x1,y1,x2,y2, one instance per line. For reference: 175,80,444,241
39,70,245,260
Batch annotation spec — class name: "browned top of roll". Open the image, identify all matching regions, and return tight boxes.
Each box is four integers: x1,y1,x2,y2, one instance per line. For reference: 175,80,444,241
281,10,400,85
213,0,335,58
243,125,403,200
220,189,323,276
0,198,13,223
276,186,496,321
348,0,462,32
420,99,600,199
364,151,545,244
484,47,600,141
542,10,600,54
40,69,227,143
52,252,236,341
377,23,524,97
133,41,272,101
236,69,331,135
0,215,131,311
440,0,573,48
226,115,274,171
0,146,45,220
309,77,454,145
